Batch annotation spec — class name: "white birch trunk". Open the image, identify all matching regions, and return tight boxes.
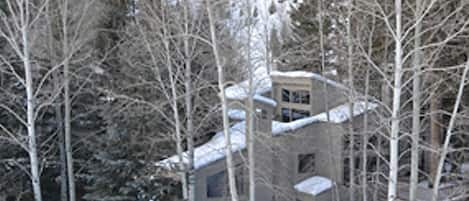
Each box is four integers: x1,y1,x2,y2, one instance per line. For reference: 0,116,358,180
61,1,76,200
161,6,188,198
246,1,256,201
409,0,422,200
21,1,43,199
183,1,196,200
318,1,339,200
387,0,403,200
206,2,239,200
431,60,469,201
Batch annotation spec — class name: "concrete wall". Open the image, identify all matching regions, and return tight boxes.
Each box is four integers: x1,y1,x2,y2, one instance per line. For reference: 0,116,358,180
271,76,347,120
271,122,345,201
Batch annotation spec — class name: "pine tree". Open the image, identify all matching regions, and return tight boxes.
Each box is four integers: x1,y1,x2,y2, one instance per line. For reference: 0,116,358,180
278,0,333,73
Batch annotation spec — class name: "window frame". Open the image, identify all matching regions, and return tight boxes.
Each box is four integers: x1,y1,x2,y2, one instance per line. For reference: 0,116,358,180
298,153,316,174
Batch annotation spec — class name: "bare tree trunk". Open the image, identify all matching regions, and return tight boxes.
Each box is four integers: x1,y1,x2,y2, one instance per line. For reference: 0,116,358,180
54,74,68,201
429,91,440,187
346,1,355,200
362,69,370,201
409,0,422,200
431,59,469,201
206,2,239,201
375,34,390,201
388,0,403,200
183,1,196,201
47,3,68,199
22,2,43,199
61,1,76,200
362,10,375,201
246,1,256,201
318,1,339,200
161,4,188,198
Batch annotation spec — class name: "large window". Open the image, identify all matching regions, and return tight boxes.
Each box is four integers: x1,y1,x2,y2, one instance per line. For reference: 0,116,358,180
298,153,315,173
281,108,310,122
292,109,310,121
292,90,310,104
282,89,290,102
207,170,226,198
282,89,310,105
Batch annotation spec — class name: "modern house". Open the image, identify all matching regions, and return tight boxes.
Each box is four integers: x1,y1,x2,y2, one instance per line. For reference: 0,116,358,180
157,70,378,201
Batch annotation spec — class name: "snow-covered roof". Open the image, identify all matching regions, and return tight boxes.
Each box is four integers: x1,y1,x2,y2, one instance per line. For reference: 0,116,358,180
272,101,377,135
271,71,347,89
225,70,347,101
254,95,277,107
156,100,377,170
294,176,333,196
157,121,247,170
225,72,272,100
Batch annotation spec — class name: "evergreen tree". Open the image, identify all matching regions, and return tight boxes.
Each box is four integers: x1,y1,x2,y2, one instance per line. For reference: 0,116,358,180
277,0,334,73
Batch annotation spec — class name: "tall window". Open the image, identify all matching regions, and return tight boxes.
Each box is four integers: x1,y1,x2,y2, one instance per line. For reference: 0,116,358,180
282,89,290,102
298,153,315,173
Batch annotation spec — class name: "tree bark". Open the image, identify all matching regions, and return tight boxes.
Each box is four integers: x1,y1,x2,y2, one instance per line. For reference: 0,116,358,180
206,2,239,201
429,91,440,188
346,1,355,200
61,1,76,200
409,0,422,200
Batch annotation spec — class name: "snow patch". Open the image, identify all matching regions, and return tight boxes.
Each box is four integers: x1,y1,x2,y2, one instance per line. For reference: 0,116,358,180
294,176,333,196
254,95,277,107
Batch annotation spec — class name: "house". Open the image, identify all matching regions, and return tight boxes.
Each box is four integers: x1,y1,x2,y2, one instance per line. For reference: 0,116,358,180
157,70,378,201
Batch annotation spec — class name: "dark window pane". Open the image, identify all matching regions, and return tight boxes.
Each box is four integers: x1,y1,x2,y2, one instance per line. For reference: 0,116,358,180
281,108,290,122
282,89,290,102
292,90,310,104
292,91,301,103
292,109,310,121
301,91,310,104
207,170,226,197
298,154,315,173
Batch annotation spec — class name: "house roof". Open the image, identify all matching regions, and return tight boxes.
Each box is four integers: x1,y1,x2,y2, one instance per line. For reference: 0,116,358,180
225,70,346,100
156,100,378,170
294,176,333,196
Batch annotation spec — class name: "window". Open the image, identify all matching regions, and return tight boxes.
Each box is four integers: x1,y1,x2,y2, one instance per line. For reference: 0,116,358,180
282,108,290,122
282,89,310,105
207,170,226,197
298,153,315,173
282,89,290,102
292,109,310,121
292,90,310,104
282,108,310,122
